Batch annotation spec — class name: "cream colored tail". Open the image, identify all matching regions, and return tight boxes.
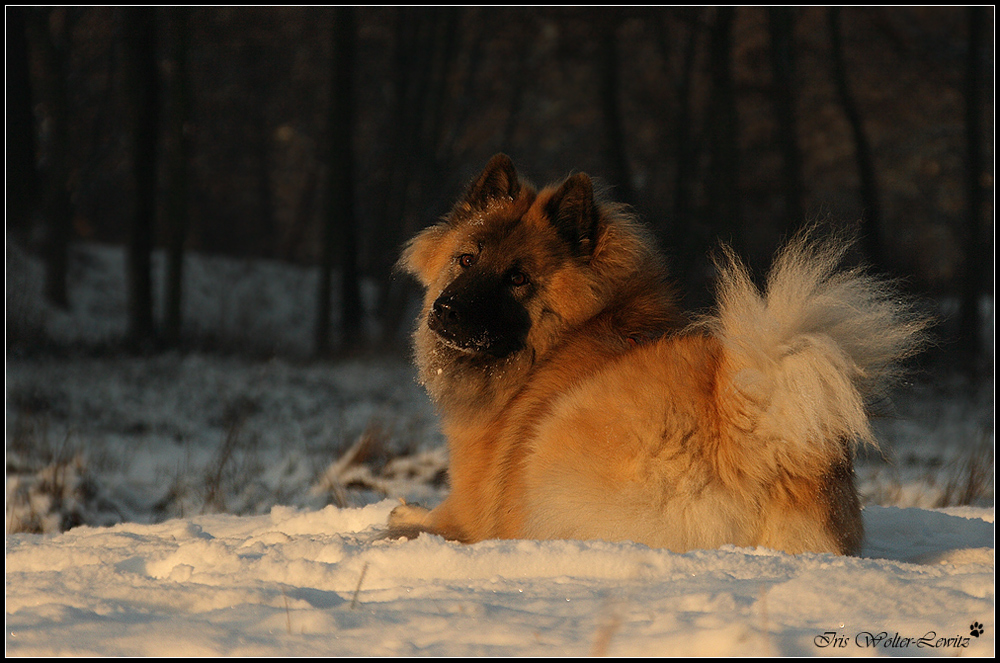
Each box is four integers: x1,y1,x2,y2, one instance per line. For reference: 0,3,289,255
703,228,930,465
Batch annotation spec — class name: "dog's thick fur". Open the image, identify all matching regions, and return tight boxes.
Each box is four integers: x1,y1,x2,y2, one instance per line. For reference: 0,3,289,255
389,154,928,555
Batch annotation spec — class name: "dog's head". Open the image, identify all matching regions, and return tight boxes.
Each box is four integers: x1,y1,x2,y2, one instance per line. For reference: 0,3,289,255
400,154,616,362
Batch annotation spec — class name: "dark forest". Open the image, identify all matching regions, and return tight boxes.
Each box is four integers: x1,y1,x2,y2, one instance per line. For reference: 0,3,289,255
6,6,994,365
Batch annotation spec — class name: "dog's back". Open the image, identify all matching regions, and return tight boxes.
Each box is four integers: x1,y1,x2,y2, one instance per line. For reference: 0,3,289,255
517,229,928,554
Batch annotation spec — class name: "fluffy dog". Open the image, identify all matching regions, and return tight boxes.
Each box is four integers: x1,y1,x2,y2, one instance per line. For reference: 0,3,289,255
388,153,927,554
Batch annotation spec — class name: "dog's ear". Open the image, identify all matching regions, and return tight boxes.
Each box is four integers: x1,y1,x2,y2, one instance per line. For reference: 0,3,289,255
463,153,520,210
545,173,599,257
398,223,450,287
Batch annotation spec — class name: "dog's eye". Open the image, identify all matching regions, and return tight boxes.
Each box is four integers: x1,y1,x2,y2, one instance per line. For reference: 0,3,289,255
509,271,529,287
458,253,477,268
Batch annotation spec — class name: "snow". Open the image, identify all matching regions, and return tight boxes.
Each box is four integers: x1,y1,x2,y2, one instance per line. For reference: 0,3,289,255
5,242,995,656
5,502,994,656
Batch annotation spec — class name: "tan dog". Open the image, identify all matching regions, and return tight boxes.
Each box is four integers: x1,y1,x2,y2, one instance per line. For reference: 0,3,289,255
389,154,927,554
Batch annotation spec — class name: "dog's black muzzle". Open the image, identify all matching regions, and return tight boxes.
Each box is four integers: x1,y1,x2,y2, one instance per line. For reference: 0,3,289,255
428,273,530,358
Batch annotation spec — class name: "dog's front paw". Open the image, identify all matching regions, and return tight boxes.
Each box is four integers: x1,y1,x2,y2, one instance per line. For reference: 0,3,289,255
385,502,432,540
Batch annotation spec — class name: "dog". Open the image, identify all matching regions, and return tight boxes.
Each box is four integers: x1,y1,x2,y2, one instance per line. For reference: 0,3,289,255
387,153,927,554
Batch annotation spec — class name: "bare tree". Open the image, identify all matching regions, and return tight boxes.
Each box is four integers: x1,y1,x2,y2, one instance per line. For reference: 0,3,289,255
499,11,536,152
828,7,884,268
376,8,460,347
7,7,38,239
317,6,362,356
768,7,804,236
27,8,73,309
164,8,192,346
122,7,160,346
958,5,989,365
656,8,704,280
245,43,278,258
705,8,744,261
598,12,633,207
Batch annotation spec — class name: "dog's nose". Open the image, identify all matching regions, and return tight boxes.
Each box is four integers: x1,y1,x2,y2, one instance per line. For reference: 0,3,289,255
432,297,461,327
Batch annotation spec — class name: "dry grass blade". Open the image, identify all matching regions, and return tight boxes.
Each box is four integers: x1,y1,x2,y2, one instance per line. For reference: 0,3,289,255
590,597,623,656
936,431,994,507
350,562,370,610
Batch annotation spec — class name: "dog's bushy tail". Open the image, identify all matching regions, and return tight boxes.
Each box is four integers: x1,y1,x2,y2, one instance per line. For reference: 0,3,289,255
703,228,930,464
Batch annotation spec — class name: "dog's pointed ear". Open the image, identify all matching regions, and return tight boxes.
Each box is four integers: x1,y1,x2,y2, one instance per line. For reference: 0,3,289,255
464,153,520,210
398,223,449,287
546,173,600,256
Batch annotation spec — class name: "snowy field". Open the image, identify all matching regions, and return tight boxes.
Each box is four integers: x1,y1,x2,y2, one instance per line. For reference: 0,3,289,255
5,242,995,656
5,502,994,656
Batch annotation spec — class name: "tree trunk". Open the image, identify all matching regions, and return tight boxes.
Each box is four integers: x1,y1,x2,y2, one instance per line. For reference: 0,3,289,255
164,8,192,347
656,8,703,279
705,8,744,261
828,7,884,268
958,5,988,365
413,7,460,216
28,8,73,309
123,7,160,347
499,10,534,152
7,7,38,239
599,13,633,207
246,45,278,259
768,7,804,236
376,8,460,349
317,6,362,356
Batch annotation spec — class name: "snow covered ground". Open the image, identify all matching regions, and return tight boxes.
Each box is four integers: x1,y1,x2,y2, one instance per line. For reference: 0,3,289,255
5,242,995,656
5,502,994,656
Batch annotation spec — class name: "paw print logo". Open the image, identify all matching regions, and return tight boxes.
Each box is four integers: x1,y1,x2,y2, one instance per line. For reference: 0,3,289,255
969,622,983,638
